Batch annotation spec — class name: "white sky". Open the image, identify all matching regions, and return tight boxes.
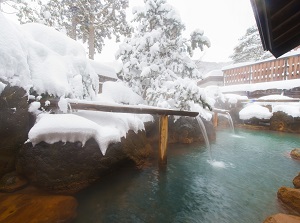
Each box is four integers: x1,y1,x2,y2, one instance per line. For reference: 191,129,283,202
97,0,256,63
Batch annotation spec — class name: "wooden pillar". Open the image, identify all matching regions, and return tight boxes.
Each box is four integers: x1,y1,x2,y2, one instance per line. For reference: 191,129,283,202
213,112,218,128
159,115,168,166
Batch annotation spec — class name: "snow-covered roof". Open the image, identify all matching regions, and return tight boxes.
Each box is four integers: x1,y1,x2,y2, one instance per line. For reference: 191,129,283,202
202,69,223,79
89,60,118,79
222,48,300,70
221,79,300,93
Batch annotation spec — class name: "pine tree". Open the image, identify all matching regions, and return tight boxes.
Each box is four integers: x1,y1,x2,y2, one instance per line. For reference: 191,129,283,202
13,0,132,59
230,25,272,63
116,0,210,111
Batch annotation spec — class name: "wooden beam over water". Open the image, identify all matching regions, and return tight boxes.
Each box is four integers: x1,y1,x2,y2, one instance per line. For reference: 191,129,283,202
39,99,199,117
32,99,199,168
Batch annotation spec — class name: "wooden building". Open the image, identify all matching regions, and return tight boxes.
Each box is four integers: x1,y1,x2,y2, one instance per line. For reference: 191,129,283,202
222,49,300,86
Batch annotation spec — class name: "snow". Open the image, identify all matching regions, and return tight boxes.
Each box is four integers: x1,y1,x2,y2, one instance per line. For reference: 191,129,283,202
0,12,156,154
224,94,248,104
2,8,300,157
0,13,31,88
28,101,41,114
0,12,98,99
23,23,86,57
239,104,273,120
101,81,144,105
255,95,294,106
58,97,69,113
222,48,300,70
259,95,292,100
202,69,223,79
273,105,300,118
221,79,300,93
0,82,6,95
28,110,150,155
26,83,153,154
89,59,117,79
238,94,300,119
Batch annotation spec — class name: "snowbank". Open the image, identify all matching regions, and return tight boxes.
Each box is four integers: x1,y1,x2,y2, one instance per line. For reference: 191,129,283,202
0,12,98,99
273,105,300,118
239,104,273,120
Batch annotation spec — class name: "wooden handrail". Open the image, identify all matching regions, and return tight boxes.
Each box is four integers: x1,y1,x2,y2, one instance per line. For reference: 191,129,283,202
36,99,199,117
30,99,200,167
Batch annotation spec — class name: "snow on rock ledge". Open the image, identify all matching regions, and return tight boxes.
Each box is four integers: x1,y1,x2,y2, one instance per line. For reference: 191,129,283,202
273,105,300,118
239,104,273,120
28,111,147,155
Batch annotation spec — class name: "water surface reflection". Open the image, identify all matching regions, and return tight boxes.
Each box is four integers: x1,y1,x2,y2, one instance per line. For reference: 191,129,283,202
75,129,300,223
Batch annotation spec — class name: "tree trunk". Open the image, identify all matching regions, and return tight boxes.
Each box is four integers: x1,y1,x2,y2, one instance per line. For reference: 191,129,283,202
88,22,95,60
70,15,77,40
88,1,96,60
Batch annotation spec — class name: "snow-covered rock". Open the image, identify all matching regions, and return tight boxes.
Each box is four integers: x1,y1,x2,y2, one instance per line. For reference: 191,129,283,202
17,130,152,193
0,12,98,99
239,104,272,120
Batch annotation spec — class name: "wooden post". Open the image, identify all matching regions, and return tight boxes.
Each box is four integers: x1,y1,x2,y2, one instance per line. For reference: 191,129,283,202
159,115,168,166
213,112,218,128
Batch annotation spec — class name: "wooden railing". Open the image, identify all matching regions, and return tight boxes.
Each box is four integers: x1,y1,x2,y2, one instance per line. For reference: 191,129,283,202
33,99,198,167
223,52,300,86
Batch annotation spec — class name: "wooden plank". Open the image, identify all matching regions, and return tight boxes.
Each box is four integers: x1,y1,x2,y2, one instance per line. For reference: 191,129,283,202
159,115,168,166
37,99,199,117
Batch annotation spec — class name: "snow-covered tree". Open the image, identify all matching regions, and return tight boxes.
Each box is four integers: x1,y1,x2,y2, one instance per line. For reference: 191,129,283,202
116,0,210,111
230,25,272,63
13,0,132,59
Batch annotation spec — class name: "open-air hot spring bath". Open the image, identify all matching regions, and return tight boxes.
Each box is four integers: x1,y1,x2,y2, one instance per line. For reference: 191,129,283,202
74,129,300,223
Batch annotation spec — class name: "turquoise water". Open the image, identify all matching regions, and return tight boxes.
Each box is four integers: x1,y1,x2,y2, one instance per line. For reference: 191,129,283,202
75,129,300,223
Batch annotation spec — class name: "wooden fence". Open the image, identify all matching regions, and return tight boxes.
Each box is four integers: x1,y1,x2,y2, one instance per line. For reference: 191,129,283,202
223,52,300,86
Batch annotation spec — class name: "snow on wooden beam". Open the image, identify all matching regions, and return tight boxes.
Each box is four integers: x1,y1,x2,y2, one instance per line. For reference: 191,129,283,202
37,99,199,117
